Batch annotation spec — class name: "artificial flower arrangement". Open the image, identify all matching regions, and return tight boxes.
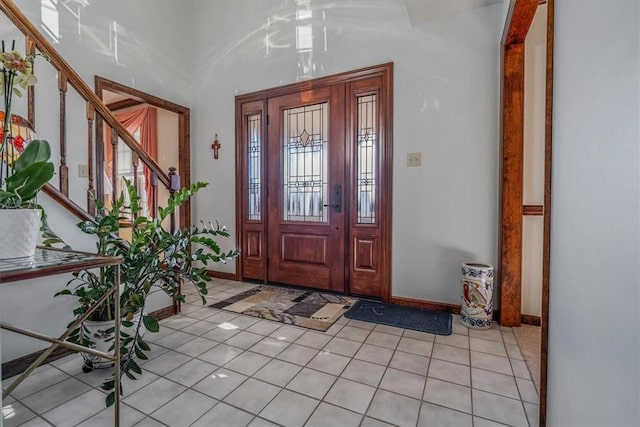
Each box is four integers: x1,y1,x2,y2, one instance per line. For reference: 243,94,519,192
0,41,53,210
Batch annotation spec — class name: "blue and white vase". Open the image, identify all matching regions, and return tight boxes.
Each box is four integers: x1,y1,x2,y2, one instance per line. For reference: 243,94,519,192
460,262,494,329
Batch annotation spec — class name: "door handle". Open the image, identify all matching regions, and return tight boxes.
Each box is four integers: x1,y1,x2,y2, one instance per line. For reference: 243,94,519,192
323,185,342,212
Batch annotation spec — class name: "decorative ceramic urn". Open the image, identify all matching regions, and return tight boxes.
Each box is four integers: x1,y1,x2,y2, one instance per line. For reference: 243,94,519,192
460,262,494,329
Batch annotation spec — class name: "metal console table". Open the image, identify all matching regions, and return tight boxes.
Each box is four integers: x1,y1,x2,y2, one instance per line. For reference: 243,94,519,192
0,247,122,426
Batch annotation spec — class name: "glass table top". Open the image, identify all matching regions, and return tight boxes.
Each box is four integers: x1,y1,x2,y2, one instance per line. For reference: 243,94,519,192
0,247,121,283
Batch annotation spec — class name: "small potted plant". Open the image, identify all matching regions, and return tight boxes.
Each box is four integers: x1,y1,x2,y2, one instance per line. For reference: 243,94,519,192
0,44,55,258
56,179,239,406
0,139,55,258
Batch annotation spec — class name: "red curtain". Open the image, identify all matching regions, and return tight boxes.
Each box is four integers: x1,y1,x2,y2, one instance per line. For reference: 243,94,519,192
105,106,157,214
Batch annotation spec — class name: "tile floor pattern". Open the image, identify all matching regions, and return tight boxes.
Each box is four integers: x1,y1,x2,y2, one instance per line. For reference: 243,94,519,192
512,326,541,394
2,279,540,427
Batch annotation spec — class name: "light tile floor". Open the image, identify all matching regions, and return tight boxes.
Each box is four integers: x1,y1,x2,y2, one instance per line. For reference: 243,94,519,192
2,279,540,427
512,325,541,394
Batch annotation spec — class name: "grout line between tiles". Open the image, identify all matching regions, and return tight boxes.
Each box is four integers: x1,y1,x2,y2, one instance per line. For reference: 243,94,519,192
6,283,541,427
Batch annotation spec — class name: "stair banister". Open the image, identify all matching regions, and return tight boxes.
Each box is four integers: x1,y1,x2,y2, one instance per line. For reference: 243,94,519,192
0,0,171,190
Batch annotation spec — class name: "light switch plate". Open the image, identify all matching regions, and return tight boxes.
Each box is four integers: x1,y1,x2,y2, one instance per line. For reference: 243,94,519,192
407,152,422,167
78,164,89,177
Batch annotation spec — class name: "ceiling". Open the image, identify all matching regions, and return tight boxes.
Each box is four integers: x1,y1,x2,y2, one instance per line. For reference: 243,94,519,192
404,0,503,25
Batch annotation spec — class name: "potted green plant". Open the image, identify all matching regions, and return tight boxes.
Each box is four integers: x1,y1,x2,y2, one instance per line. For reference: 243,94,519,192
56,179,239,406
0,45,56,258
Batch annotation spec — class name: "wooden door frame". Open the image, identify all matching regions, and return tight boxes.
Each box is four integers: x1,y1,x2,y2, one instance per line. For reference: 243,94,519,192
94,76,191,229
499,0,553,425
235,63,394,301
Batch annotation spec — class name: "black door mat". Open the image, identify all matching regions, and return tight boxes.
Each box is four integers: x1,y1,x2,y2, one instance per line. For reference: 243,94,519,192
344,300,452,335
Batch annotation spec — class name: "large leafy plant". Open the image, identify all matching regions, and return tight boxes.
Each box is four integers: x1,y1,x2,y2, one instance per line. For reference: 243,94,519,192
57,179,239,406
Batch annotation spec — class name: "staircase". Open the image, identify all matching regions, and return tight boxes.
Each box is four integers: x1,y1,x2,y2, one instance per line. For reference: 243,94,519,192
0,0,192,374
0,0,183,227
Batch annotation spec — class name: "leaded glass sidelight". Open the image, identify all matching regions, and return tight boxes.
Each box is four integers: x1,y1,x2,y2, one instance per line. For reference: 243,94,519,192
282,102,328,222
247,114,261,221
356,94,377,224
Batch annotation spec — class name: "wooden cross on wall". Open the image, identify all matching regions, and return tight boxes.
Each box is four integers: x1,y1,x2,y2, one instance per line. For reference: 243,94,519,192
211,134,221,159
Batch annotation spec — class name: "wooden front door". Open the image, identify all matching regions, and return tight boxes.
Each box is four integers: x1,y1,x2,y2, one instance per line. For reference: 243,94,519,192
266,86,346,292
236,63,393,301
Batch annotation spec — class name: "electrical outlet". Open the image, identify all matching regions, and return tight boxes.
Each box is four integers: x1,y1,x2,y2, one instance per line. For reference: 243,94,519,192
407,152,422,167
78,164,89,178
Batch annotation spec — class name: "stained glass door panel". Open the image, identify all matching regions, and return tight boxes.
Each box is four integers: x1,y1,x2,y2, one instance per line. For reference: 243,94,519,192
282,103,328,223
238,65,392,299
267,87,345,292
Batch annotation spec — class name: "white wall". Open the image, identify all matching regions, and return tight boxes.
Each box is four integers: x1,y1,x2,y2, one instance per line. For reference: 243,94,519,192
1,0,193,213
156,108,178,221
190,0,503,303
2,2,638,424
156,108,179,174
0,1,194,362
0,198,83,362
13,0,193,106
521,4,546,317
0,2,505,362
548,0,640,425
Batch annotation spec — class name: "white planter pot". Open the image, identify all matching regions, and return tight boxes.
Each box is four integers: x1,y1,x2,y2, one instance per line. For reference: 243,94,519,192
460,262,495,329
81,312,146,371
0,208,40,259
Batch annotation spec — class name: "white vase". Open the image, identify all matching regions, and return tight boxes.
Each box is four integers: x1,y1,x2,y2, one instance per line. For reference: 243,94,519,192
81,312,146,371
0,209,41,259
460,262,495,329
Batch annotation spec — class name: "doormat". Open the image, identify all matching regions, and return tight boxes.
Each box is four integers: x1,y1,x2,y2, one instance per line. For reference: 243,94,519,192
344,300,452,335
209,285,357,332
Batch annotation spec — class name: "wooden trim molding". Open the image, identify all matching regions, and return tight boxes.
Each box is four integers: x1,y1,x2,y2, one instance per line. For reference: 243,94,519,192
521,314,542,326
97,77,189,114
523,205,544,215
500,0,541,328
501,1,553,425
380,65,394,302
95,76,191,231
1,305,175,379
540,1,554,425
205,270,238,281
500,40,526,327
235,63,393,301
106,98,143,112
235,63,394,104
502,0,539,45
148,305,177,320
42,183,94,221
2,346,74,380
391,296,461,315
394,297,508,322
